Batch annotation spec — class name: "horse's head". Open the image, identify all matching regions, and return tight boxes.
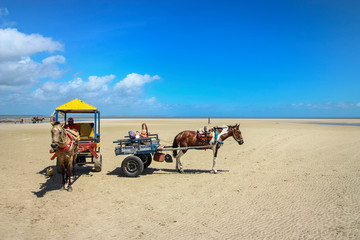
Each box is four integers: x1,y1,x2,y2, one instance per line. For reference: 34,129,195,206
51,122,66,150
231,124,244,145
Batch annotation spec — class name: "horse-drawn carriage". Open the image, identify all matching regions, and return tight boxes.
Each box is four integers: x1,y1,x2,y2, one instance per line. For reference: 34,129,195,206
50,99,102,173
113,124,244,177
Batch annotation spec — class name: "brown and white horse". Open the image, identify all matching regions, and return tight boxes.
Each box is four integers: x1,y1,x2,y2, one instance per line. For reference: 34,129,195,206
172,124,244,173
51,122,78,191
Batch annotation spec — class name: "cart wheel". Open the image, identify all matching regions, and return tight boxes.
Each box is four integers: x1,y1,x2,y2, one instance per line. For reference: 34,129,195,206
121,155,144,177
135,153,152,169
56,157,61,173
94,154,102,172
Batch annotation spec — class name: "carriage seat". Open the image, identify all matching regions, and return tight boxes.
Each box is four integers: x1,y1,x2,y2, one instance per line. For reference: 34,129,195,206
77,123,94,139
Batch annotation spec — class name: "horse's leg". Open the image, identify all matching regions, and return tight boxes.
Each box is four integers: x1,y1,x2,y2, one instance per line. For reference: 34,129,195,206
60,165,66,190
67,161,73,192
72,155,77,181
211,146,219,174
176,150,186,173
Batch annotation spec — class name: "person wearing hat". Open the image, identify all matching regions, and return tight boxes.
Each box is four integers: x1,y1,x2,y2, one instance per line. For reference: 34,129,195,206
64,117,79,131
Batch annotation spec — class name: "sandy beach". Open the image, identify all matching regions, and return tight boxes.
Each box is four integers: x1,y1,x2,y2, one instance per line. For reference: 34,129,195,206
0,118,359,240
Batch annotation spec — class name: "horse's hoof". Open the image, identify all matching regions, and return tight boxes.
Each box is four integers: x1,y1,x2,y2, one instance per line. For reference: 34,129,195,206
67,187,73,192
211,170,218,174
60,186,65,191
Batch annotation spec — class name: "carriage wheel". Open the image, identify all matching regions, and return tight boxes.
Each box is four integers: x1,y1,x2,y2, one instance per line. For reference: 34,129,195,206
121,156,144,177
135,153,152,169
94,154,102,172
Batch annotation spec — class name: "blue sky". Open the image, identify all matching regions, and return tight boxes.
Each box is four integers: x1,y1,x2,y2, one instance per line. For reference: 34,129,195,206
0,0,359,117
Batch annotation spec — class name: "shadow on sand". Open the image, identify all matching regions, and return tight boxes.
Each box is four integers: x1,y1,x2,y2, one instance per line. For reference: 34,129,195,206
32,165,94,198
107,167,229,177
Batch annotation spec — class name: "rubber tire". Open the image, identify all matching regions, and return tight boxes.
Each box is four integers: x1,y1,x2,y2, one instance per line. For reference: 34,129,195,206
121,155,144,177
135,154,152,169
94,154,102,172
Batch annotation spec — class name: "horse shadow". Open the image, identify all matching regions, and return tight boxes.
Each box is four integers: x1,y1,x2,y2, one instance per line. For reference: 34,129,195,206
32,165,94,198
159,168,229,174
107,167,229,177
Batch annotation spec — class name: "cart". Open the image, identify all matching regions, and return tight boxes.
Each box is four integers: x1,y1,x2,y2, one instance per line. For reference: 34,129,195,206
113,134,172,177
114,133,211,177
50,99,102,172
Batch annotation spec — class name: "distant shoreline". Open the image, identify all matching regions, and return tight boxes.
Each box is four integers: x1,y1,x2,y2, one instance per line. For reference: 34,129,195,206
1,115,360,120
1,115,360,127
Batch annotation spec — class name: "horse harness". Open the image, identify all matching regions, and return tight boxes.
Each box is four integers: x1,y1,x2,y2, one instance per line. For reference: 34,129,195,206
57,131,75,152
214,126,242,146
231,126,243,144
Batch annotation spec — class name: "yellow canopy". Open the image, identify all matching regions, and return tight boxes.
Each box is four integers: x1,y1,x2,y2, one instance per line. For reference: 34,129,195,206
55,99,98,113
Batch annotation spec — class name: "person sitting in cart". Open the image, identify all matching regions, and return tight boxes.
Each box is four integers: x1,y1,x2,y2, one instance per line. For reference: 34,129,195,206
140,123,148,138
64,117,79,131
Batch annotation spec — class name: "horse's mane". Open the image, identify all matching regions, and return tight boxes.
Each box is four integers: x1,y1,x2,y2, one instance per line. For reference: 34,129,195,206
211,124,238,131
53,121,61,126
212,125,228,130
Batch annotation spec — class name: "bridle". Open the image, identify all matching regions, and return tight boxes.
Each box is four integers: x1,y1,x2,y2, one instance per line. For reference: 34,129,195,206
52,125,73,151
52,126,68,145
231,126,243,143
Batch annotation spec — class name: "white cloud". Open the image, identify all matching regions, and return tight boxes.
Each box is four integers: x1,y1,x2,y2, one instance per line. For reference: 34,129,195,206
42,55,66,64
291,101,359,109
31,75,116,101
291,103,304,107
0,28,63,61
0,28,163,114
0,56,65,91
0,8,16,28
114,73,160,95
29,73,162,111
85,75,115,92
0,28,65,91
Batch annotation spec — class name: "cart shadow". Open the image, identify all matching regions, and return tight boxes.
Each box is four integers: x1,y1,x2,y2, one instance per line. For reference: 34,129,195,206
107,167,123,176
107,167,229,177
32,165,94,198
106,167,164,177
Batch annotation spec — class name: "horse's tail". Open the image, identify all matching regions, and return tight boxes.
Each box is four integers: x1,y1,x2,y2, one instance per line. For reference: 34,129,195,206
172,134,179,157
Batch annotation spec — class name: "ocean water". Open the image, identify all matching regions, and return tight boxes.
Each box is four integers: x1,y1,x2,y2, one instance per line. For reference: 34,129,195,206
0,115,51,123
1,115,360,127
0,115,91,123
308,122,360,127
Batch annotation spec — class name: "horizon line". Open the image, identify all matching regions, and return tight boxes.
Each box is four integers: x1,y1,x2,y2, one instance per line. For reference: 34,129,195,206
1,114,360,119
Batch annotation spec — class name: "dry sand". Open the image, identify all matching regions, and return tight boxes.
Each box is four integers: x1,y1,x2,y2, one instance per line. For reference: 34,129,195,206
0,118,359,239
